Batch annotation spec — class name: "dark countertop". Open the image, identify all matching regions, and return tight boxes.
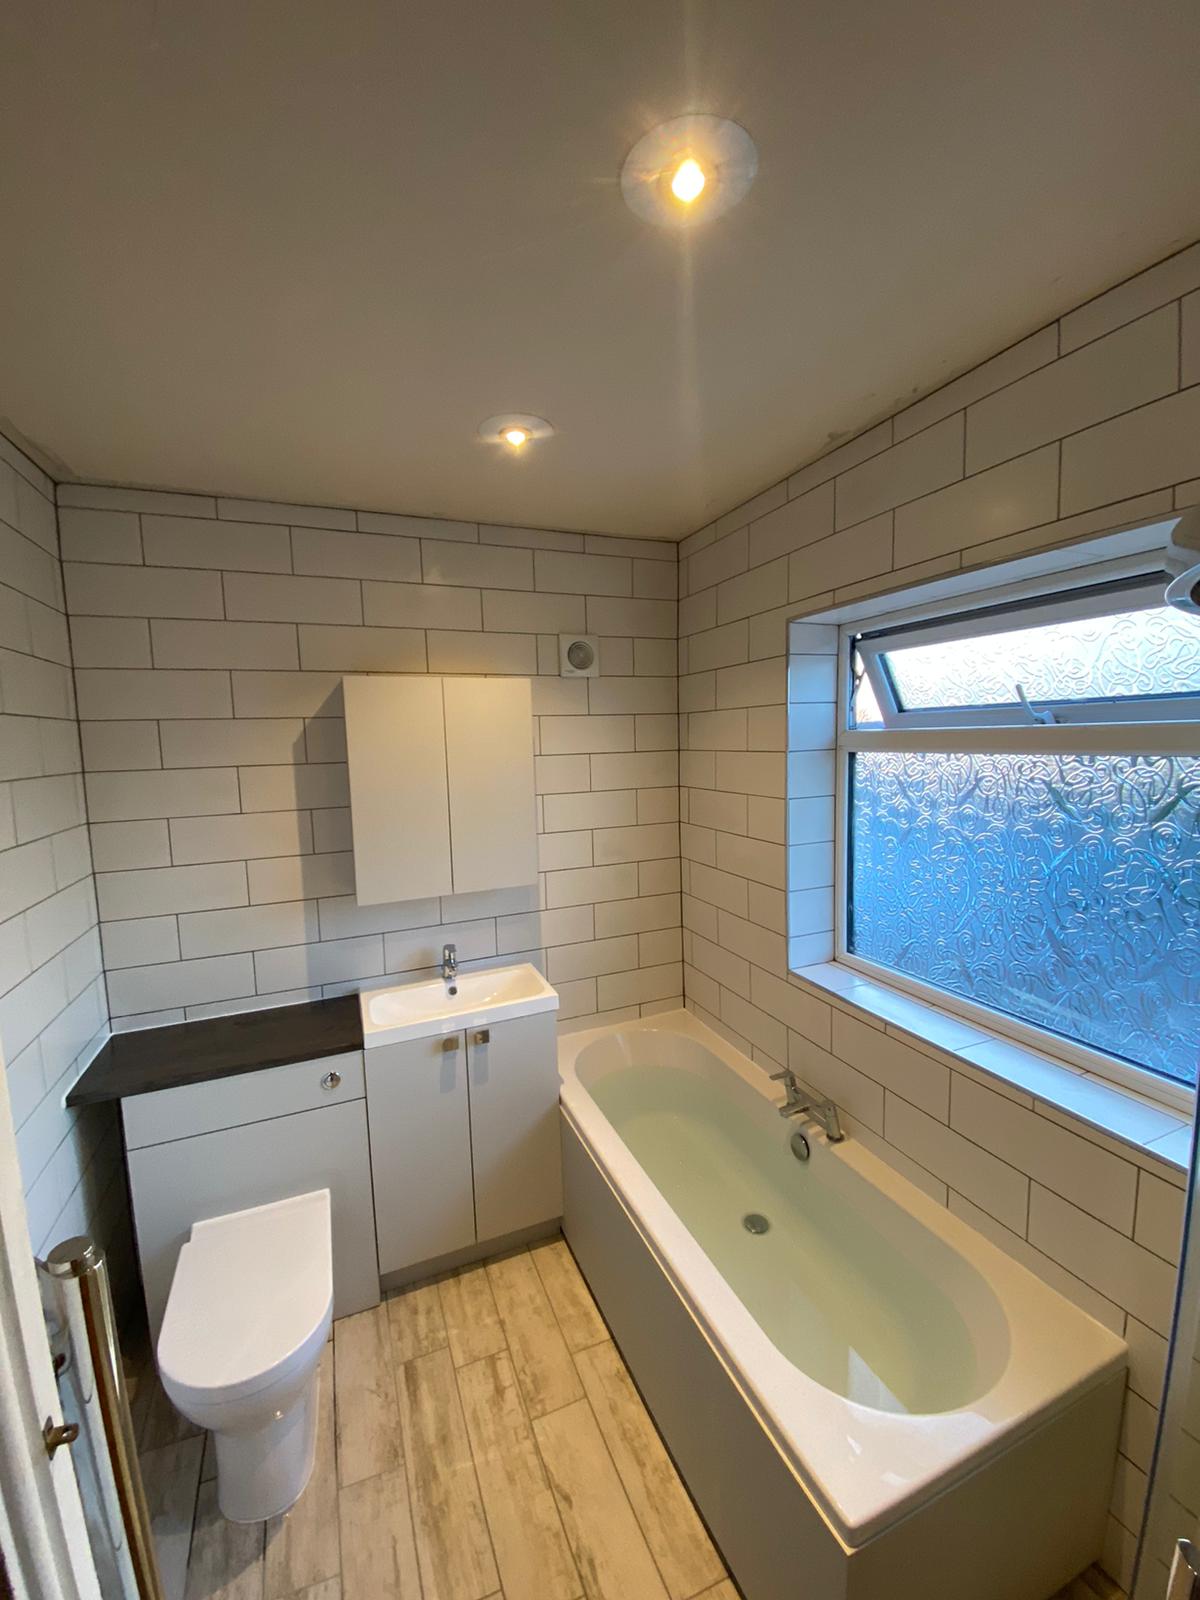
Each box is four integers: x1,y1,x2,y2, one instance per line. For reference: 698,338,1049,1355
66,994,364,1107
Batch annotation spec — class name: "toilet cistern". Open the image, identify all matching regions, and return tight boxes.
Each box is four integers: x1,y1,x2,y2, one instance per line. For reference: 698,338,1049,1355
442,942,458,994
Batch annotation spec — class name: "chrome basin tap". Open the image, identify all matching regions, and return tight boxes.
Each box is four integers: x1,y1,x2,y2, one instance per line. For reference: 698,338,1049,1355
769,1068,844,1142
441,943,458,994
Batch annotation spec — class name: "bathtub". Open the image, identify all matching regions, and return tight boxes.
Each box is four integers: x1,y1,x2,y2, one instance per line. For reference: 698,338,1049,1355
559,1009,1127,1600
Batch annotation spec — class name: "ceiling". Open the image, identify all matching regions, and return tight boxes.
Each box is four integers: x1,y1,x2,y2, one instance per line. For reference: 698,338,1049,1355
1,3,1199,541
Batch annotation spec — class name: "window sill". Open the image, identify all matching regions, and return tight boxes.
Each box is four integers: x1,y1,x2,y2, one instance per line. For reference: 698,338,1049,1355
793,961,1192,1176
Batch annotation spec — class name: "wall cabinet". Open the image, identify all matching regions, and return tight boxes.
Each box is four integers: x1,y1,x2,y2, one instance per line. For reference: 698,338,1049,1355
343,673,537,906
366,1011,561,1277
124,1051,381,1339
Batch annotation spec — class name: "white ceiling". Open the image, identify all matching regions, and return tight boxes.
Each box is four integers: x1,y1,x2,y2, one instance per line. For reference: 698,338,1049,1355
1,2,1199,540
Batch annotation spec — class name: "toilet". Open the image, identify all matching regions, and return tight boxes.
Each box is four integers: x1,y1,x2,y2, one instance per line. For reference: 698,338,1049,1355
157,1189,333,1523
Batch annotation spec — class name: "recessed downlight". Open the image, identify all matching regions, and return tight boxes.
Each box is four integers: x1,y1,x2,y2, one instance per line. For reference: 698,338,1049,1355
621,114,757,229
477,413,555,451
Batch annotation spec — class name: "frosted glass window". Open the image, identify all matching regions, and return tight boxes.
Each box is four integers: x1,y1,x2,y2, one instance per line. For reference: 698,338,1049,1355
847,751,1200,1086
881,603,1200,712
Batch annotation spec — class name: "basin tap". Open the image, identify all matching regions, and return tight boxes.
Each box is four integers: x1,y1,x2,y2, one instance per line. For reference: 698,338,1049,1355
768,1069,844,1142
441,943,458,994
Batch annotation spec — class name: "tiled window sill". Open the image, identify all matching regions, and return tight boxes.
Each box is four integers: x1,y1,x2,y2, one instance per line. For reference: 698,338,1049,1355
793,961,1192,1176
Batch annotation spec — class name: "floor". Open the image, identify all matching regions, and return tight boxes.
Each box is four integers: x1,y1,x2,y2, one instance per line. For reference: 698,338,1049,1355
127,1231,1124,1600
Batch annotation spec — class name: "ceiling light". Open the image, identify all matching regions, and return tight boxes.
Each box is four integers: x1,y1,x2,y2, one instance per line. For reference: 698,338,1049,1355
477,413,555,451
621,114,757,229
670,157,706,204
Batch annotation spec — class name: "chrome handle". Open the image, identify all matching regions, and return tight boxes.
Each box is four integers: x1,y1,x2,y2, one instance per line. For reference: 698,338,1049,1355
442,1036,458,1052
473,1029,490,1045
321,1070,341,1091
1169,1540,1200,1600
768,1070,793,1082
43,1416,80,1458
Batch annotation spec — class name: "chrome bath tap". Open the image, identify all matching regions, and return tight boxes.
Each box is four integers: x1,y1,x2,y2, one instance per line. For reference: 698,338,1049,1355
769,1068,845,1142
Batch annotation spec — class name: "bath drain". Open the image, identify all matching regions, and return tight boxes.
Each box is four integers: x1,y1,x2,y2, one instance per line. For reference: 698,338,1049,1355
743,1213,770,1235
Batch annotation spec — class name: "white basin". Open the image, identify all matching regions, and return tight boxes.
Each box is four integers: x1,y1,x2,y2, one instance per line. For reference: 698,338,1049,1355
360,962,559,1048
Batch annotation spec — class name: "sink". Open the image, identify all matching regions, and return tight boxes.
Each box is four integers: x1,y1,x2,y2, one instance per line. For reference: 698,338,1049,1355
360,962,559,1048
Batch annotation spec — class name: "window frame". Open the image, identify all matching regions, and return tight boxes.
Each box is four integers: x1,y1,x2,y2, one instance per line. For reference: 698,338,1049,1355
831,563,1199,1113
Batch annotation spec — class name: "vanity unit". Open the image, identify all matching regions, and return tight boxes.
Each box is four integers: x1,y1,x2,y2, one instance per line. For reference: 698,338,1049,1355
68,968,562,1338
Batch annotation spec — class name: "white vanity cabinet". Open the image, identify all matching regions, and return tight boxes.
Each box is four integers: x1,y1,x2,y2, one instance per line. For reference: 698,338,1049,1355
124,1050,381,1339
366,1011,561,1277
343,673,537,906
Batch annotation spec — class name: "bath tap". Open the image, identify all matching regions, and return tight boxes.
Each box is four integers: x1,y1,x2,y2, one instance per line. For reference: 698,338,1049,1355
441,942,458,994
768,1069,844,1142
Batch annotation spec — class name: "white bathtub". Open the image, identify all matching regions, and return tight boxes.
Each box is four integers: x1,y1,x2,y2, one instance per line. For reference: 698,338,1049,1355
559,1009,1127,1600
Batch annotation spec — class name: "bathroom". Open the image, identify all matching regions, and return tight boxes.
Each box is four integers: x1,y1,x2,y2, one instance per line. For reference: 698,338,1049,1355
0,4,1199,1598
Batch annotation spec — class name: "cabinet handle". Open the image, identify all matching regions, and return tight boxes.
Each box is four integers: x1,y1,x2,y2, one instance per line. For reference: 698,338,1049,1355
441,1036,458,1052
473,1029,490,1045
321,1070,342,1091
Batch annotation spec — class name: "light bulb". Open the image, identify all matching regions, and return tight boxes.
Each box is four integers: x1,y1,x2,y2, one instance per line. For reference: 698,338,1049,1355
502,427,530,448
670,157,706,204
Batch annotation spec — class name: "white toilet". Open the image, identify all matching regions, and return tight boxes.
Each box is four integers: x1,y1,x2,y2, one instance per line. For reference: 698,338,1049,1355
157,1189,333,1523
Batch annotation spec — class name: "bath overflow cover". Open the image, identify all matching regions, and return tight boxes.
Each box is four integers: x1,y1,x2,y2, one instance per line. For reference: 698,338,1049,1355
743,1213,770,1235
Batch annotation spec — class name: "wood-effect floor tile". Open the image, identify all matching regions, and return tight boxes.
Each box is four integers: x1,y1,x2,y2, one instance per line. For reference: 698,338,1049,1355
486,1251,583,1419
185,1480,264,1600
281,1586,341,1600
399,1345,499,1600
338,1471,421,1600
140,1370,203,1453
575,1342,724,1600
389,1277,449,1364
264,1346,339,1598
691,1583,739,1600
534,1400,669,1600
334,1304,401,1486
530,1239,607,1353
458,1352,581,1600
438,1262,508,1368
200,1432,217,1483
141,1435,205,1600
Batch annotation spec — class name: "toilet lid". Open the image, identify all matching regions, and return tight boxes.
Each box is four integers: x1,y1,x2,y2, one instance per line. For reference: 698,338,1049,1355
158,1189,333,1402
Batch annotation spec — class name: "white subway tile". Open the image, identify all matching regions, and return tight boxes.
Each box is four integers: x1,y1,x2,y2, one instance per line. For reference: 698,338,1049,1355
590,750,678,790
585,596,675,638
361,581,481,630
291,526,420,582
107,954,256,1015
968,308,1178,473
1061,386,1200,513
57,484,216,516
90,820,171,871
544,863,638,908
597,962,681,1010
65,563,224,619
142,515,292,573
230,671,342,719
218,497,356,531
482,589,586,633
787,421,893,500
85,767,239,822
790,514,893,602
159,718,305,767
1028,1184,1176,1334
254,935,384,992
1134,1171,1186,1264
423,541,531,590
533,550,631,596
895,445,1060,566
97,862,248,919
296,624,425,672
384,918,496,974
893,326,1060,441
835,415,963,530
543,790,636,832
538,830,592,871
592,822,678,865
69,617,152,668
1060,242,1200,352
247,852,354,904
224,572,362,624
238,763,348,812
885,1093,1027,1231
179,900,317,959
151,619,299,670
358,510,476,542
79,722,161,771
58,508,142,565
76,669,231,721
102,916,180,969
425,632,537,674
170,810,311,865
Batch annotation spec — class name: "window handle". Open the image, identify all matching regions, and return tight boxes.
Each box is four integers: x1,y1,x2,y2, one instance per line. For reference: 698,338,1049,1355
1015,683,1056,725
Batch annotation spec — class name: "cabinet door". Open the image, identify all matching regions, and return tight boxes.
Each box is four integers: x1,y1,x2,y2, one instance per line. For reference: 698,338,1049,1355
127,1099,379,1341
344,673,453,904
365,1033,475,1275
468,1012,562,1242
443,677,538,893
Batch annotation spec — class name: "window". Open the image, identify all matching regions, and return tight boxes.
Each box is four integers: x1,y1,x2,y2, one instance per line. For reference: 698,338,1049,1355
834,574,1200,1095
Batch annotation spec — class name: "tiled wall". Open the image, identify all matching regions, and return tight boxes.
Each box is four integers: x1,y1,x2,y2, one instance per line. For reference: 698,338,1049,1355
0,432,125,1282
677,239,1200,1588
59,484,682,1032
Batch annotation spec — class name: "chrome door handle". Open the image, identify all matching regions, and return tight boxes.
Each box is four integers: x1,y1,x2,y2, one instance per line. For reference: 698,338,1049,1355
321,1070,342,1091
442,1036,459,1052
473,1029,490,1045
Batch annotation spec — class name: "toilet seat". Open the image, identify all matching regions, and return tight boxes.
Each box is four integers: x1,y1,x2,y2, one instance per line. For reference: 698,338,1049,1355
158,1189,333,1407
